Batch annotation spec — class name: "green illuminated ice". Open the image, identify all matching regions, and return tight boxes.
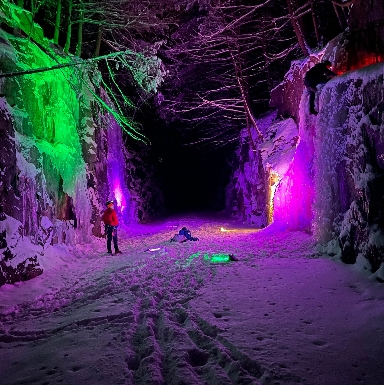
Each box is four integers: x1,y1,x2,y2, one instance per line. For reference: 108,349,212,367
0,2,165,238
1,3,87,197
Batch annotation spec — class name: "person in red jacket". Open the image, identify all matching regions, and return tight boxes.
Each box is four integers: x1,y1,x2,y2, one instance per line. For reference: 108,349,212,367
101,200,122,254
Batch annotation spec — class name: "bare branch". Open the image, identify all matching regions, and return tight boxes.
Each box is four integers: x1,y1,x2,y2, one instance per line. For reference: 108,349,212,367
330,0,355,7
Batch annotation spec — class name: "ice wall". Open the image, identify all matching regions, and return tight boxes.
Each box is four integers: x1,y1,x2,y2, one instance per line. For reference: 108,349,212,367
271,110,314,231
0,12,96,283
0,4,129,285
4,36,92,237
227,32,384,273
225,113,271,226
99,92,165,225
225,112,300,227
0,3,166,285
259,117,301,228
314,63,384,270
100,90,131,224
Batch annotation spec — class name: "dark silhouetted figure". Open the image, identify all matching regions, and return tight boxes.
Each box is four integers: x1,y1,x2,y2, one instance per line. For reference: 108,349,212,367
304,60,337,115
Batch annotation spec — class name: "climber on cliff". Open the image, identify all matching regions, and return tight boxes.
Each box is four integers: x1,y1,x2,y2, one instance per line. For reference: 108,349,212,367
304,60,337,115
101,200,122,255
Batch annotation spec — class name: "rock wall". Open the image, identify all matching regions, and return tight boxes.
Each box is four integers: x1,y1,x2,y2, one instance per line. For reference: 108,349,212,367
334,0,384,72
0,6,163,285
227,32,384,274
225,112,300,227
225,123,268,227
314,64,384,271
124,142,165,223
269,58,310,122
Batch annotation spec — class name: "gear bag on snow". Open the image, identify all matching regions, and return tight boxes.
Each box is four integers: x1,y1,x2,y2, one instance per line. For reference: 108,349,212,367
170,227,199,242
178,227,199,241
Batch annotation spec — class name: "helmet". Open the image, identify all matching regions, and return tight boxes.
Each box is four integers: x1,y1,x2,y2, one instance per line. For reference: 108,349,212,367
106,200,114,206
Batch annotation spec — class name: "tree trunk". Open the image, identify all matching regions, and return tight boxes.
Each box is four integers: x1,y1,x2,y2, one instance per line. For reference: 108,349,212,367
53,0,62,45
310,0,320,46
75,0,84,57
93,26,103,58
332,3,344,29
261,36,273,91
0,51,136,79
64,0,73,53
286,0,309,57
227,40,263,149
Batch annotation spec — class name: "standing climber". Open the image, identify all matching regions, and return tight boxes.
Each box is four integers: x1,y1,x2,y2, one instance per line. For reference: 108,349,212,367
101,200,122,255
304,60,337,115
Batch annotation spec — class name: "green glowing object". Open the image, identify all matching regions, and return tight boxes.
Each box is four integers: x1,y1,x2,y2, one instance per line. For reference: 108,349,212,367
0,3,89,197
183,253,238,268
204,254,232,263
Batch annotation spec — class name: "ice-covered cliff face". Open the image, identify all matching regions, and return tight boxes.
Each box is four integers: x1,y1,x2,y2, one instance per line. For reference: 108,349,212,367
0,6,163,285
227,45,384,274
314,63,384,271
225,112,300,227
0,24,111,284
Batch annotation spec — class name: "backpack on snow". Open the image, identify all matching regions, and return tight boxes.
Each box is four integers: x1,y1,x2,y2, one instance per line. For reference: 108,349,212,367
170,227,199,242
178,227,199,241
170,234,188,243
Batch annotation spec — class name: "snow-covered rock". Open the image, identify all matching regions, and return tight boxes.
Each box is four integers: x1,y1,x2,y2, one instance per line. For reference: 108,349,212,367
228,41,384,272
0,6,164,285
225,112,299,227
314,62,384,271
0,212,43,285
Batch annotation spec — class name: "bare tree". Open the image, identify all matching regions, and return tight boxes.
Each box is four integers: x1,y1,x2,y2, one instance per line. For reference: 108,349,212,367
285,0,311,56
158,0,303,148
309,0,320,46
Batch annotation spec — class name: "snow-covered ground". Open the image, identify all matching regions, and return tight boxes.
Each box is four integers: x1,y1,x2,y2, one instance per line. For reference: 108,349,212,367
1,214,384,385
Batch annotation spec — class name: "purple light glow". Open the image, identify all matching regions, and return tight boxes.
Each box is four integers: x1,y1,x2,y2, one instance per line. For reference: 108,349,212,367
263,98,316,232
113,184,126,212
258,117,301,228
104,92,132,223
273,140,314,231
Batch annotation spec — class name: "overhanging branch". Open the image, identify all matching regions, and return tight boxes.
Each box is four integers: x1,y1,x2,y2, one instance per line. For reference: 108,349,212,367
0,50,136,78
